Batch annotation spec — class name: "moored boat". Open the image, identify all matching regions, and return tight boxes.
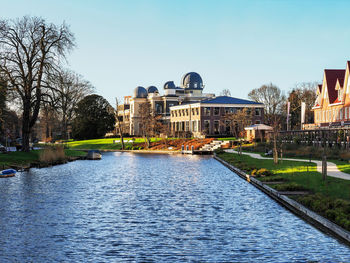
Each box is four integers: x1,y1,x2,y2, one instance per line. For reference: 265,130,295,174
87,150,102,160
0,169,16,178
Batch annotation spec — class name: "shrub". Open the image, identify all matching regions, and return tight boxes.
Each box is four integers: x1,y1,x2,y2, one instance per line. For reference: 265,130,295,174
259,176,286,182
214,148,225,154
325,209,337,221
39,146,65,164
251,169,258,177
273,182,307,192
256,168,274,177
339,152,350,162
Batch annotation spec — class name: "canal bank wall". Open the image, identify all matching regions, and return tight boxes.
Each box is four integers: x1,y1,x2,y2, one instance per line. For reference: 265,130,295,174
214,154,350,246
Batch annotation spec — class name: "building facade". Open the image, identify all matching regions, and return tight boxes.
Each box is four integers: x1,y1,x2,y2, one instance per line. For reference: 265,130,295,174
117,72,265,137
311,61,350,129
170,96,264,137
117,72,215,136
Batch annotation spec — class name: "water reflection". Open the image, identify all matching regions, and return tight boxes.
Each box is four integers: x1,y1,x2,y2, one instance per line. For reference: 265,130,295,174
0,152,349,262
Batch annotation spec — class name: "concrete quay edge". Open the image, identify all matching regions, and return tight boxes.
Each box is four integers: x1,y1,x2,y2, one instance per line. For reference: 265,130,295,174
214,154,350,246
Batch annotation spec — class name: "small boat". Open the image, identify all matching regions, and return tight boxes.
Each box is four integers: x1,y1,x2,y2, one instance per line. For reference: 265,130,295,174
0,169,16,178
87,150,102,160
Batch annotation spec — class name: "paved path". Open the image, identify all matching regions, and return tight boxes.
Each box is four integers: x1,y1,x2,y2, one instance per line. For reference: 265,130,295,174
224,149,350,180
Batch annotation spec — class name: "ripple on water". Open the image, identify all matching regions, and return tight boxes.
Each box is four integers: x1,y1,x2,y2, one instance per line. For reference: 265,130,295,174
0,152,350,262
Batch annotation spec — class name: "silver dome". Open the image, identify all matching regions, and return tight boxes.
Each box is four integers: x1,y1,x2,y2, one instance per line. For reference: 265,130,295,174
163,81,176,90
181,72,203,89
147,86,158,93
133,86,148,98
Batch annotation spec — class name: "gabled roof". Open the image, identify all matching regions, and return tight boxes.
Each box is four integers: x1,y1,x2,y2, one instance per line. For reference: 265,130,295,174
324,69,345,104
201,96,263,105
316,84,322,95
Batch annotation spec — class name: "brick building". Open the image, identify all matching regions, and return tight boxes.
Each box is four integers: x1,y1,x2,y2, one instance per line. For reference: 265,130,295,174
170,96,264,137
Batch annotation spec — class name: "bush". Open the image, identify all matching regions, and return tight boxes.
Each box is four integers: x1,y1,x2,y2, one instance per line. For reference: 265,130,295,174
39,146,65,164
273,182,307,192
214,148,225,154
259,176,286,182
256,168,274,177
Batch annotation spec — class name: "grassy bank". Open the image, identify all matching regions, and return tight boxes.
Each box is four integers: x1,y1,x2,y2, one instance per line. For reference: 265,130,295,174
241,143,350,175
0,149,86,169
65,138,162,150
217,151,350,231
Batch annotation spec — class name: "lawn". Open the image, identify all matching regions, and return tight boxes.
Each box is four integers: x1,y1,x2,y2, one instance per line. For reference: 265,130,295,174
238,144,350,175
217,151,350,231
217,152,350,201
65,137,162,150
0,149,86,168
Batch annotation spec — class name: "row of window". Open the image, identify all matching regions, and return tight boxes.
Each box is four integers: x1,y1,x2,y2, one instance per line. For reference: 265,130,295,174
171,107,261,118
172,120,261,134
173,120,200,132
316,107,350,123
171,108,200,117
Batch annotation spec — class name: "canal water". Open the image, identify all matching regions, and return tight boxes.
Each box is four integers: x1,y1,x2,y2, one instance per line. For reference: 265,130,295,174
0,152,350,262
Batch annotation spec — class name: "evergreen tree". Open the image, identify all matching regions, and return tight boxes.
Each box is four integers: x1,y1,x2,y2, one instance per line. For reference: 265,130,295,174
72,95,115,139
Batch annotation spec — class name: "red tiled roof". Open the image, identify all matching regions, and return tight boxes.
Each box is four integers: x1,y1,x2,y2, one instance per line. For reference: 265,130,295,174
324,69,345,104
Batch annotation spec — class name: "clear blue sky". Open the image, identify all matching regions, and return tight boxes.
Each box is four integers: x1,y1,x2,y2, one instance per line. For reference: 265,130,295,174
1,0,350,105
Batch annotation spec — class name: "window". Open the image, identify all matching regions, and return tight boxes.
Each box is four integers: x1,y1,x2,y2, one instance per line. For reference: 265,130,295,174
340,108,343,120
225,107,236,114
204,107,211,116
255,120,261,124
155,103,163,114
194,83,197,88
186,109,189,116
214,107,220,116
192,120,197,132
196,108,199,115
204,120,210,134
345,107,348,120
214,120,219,134
225,121,230,134
255,108,260,116
192,108,195,115
185,121,189,131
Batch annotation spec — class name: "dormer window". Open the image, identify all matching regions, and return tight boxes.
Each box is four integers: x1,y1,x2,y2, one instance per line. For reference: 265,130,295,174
194,83,197,88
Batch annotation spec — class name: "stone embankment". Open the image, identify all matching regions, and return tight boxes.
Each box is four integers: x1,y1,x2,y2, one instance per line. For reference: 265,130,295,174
214,154,350,246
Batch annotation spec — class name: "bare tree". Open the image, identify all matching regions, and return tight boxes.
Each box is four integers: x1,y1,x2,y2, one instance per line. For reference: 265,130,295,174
220,89,231,96
288,82,317,130
115,98,125,150
138,101,161,148
0,16,75,151
248,84,286,164
248,83,286,126
221,108,253,139
48,68,94,139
